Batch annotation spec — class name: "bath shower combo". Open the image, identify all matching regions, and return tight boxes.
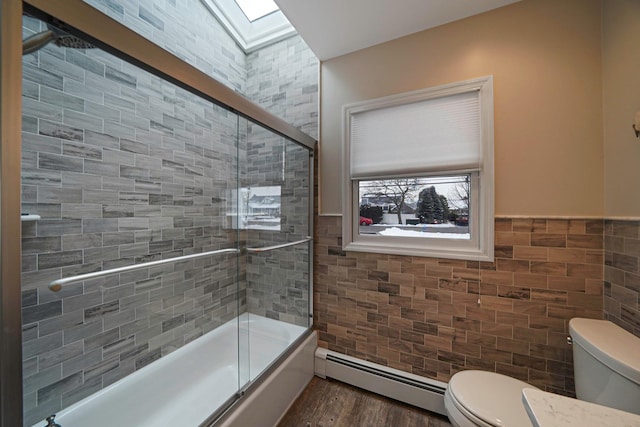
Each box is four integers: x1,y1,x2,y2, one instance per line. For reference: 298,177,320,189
18,2,316,426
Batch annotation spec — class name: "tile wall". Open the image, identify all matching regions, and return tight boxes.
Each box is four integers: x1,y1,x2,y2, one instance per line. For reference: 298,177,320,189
244,127,311,326
246,35,319,140
81,0,320,328
241,33,319,327
83,0,321,140
604,220,640,336
314,216,604,396
20,5,318,425
21,16,243,425
84,0,247,92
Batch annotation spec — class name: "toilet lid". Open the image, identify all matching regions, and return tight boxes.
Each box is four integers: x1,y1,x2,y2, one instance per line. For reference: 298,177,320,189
448,370,538,427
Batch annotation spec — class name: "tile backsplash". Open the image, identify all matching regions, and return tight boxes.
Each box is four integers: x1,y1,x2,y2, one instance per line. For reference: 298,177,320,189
314,216,604,396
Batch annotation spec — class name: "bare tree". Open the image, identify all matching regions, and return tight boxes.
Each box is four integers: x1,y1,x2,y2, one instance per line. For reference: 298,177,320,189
367,179,421,224
447,176,470,213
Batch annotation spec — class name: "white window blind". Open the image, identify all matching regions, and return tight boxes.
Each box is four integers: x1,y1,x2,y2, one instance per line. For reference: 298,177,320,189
350,90,481,179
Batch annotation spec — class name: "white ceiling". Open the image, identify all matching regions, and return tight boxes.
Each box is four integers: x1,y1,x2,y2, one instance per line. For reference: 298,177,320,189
274,0,521,60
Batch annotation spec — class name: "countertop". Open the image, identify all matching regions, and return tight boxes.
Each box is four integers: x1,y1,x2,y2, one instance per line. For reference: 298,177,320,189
522,388,640,427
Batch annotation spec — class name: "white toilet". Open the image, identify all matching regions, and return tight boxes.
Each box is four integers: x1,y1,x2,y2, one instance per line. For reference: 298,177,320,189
444,370,538,426
570,317,640,414
444,318,640,426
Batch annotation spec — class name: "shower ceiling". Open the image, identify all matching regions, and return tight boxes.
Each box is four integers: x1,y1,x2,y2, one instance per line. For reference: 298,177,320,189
274,0,522,60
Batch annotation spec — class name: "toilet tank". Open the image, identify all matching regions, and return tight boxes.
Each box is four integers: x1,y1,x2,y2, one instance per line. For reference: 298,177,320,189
569,318,640,415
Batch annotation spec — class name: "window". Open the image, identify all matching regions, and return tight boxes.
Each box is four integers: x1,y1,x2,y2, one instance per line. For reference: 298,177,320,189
201,0,295,53
342,77,494,261
234,0,279,21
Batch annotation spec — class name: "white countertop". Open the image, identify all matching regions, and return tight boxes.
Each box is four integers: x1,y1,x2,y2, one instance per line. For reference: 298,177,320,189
522,388,640,427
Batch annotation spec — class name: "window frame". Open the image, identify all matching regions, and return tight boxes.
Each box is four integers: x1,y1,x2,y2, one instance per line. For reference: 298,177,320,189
342,76,494,261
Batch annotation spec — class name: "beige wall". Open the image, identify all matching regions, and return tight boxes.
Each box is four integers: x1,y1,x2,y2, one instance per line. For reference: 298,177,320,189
603,0,640,217
319,0,603,217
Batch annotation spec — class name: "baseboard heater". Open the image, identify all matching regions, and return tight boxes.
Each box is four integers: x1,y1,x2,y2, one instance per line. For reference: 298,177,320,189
314,348,447,416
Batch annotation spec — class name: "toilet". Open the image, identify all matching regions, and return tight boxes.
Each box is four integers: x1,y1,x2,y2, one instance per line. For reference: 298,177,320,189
444,370,538,426
570,317,640,414
444,318,640,426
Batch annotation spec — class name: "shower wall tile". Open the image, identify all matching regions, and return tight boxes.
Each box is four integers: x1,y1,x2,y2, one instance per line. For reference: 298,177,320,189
21,0,318,423
243,130,311,327
21,17,244,426
314,216,604,397
246,35,319,139
84,0,246,93
604,219,640,336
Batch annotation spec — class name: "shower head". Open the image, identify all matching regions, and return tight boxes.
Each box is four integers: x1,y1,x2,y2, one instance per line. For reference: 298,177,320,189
22,25,95,55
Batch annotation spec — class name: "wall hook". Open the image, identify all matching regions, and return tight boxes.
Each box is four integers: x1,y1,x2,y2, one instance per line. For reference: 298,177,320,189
634,111,640,138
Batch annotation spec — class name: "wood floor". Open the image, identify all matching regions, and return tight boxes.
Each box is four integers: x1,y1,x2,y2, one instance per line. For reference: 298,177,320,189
277,377,453,427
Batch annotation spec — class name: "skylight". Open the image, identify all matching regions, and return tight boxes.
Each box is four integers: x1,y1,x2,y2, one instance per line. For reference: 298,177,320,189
235,0,279,22
202,0,295,53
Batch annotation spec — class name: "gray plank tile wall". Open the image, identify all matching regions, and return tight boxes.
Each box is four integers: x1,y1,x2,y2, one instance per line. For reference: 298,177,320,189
21,1,318,423
21,16,244,426
84,0,247,93
243,126,311,327
246,35,320,140
83,0,319,139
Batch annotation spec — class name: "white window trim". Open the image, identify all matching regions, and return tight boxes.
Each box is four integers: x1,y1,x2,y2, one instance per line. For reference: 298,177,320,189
342,76,494,261
200,0,296,53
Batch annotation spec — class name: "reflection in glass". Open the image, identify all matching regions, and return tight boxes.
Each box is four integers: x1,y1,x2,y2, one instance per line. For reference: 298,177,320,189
226,186,282,230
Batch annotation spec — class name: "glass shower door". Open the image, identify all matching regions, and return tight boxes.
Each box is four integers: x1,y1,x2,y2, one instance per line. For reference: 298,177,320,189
20,14,244,426
238,117,312,388
10,1,315,425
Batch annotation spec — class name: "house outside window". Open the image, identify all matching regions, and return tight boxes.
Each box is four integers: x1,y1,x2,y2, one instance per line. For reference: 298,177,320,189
342,76,494,261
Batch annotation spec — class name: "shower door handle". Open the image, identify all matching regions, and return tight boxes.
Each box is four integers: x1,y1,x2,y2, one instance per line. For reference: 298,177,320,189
246,237,312,253
48,248,240,292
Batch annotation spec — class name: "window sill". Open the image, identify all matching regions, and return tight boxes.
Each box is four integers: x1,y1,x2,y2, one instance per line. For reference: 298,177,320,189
343,239,494,262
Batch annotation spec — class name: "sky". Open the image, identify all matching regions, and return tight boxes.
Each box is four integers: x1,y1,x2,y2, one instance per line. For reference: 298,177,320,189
358,175,469,208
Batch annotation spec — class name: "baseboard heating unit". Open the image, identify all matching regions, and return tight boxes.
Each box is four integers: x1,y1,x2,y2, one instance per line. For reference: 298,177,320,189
314,348,447,416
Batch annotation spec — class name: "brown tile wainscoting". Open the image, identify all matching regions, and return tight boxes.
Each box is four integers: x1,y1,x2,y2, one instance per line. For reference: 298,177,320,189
313,216,604,397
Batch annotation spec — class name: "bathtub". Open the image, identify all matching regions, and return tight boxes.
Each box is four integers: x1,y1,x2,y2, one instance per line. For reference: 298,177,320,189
31,314,312,427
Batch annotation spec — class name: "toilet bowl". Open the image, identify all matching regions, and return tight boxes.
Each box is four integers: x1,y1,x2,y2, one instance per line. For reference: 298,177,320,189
444,318,640,426
444,370,538,427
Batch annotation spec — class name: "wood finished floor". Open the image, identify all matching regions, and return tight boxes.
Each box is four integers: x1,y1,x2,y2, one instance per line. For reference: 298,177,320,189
277,377,453,427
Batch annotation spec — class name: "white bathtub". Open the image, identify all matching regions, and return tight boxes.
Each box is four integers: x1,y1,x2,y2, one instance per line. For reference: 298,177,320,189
32,314,310,427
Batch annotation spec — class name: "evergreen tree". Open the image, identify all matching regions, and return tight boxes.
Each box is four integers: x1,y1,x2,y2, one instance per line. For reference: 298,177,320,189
430,186,443,222
417,186,450,223
417,187,434,223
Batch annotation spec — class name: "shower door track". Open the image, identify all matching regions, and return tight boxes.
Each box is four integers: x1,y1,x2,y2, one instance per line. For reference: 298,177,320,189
48,248,240,292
